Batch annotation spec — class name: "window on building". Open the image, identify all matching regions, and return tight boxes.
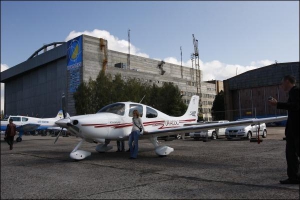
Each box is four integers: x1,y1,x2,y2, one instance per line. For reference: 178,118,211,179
146,107,158,118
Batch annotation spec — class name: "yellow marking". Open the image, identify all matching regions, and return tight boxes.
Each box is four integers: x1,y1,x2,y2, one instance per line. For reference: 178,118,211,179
71,44,79,59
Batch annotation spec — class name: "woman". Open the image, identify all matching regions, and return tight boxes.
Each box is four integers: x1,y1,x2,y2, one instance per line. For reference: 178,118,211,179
128,110,147,159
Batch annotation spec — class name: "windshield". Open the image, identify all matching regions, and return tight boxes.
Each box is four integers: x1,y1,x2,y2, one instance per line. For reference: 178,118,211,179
97,103,125,116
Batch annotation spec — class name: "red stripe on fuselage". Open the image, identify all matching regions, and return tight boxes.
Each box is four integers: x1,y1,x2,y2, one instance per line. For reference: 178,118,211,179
83,119,195,129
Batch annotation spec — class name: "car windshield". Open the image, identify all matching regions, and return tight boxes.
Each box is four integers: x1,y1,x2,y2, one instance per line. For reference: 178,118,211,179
97,103,125,116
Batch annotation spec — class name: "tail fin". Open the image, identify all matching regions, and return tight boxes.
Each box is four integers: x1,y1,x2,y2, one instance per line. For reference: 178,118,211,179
55,110,64,119
182,95,199,120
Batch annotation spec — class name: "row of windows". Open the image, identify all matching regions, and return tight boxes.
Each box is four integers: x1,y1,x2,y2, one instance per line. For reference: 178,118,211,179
9,117,28,122
112,75,166,85
207,88,216,92
97,103,158,118
202,101,214,105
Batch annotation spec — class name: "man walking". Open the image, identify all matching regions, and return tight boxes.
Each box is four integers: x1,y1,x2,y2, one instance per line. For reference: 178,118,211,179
5,118,17,150
269,75,299,184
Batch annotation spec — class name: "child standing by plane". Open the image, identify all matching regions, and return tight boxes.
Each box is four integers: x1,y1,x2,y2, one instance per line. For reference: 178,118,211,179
128,110,147,159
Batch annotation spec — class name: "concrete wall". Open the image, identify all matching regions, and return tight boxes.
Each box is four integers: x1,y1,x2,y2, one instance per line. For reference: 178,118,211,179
79,35,216,118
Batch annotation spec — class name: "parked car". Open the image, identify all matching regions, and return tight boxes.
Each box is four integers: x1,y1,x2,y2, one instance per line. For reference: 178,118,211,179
225,119,267,140
157,133,189,141
190,120,229,140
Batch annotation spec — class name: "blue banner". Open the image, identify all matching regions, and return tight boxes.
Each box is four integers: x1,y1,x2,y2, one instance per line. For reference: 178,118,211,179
67,35,82,68
67,35,82,93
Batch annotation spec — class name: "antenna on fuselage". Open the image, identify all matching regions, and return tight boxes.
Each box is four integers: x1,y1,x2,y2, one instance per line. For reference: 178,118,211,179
139,95,146,103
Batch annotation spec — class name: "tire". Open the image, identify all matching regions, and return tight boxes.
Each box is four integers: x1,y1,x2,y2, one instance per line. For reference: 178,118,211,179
211,131,217,140
262,130,267,138
16,137,22,142
194,137,200,141
247,131,252,140
227,138,232,140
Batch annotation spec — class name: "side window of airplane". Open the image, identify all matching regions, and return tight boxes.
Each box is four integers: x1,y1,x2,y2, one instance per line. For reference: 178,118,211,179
10,117,21,122
22,117,29,122
97,103,125,116
146,107,158,118
129,104,143,117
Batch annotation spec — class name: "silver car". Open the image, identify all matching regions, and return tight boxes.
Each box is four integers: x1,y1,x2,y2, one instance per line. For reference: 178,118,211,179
190,120,229,140
225,119,267,140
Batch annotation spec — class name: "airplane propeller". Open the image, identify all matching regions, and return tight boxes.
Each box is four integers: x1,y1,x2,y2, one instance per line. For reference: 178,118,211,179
54,93,67,144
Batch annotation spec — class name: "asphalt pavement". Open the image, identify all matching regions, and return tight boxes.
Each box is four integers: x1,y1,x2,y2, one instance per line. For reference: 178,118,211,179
1,127,299,199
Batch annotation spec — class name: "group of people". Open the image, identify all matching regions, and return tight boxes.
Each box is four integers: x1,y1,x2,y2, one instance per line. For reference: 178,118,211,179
3,75,299,184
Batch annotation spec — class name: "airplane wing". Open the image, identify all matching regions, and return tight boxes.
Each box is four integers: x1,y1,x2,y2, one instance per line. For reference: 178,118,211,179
16,123,40,132
140,116,287,139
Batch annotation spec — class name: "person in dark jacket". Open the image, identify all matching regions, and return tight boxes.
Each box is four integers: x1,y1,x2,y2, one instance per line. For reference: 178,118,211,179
116,140,125,152
268,75,299,184
5,119,17,150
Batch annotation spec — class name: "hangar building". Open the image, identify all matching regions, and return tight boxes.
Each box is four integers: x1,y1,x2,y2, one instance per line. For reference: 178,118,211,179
224,62,299,121
1,35,217,119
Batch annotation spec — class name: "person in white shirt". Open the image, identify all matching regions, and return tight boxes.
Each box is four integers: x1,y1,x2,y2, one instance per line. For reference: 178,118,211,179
128,110,147,159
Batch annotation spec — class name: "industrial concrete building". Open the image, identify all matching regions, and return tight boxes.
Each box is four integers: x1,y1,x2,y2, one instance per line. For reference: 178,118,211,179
1,34,218,119
224,62,299,121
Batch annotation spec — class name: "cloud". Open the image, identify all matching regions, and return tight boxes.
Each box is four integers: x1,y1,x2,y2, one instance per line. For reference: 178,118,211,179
1,64,10,113
65,29,149,58
161,57,274,81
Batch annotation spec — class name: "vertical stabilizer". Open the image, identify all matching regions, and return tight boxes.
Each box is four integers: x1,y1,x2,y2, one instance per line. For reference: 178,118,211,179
183,95,199,120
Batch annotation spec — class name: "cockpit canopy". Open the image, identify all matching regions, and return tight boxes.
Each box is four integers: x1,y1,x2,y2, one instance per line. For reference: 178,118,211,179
97,102,158,118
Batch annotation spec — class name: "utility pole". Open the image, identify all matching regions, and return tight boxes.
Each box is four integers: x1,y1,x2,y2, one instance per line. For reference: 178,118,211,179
127,29,130,70
180,46,183,78
192,34,202,115
190,53,194,80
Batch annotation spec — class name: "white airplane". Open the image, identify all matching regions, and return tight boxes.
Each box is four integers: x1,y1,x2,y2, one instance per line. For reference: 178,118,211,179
1,110,68,142
55,95,287,160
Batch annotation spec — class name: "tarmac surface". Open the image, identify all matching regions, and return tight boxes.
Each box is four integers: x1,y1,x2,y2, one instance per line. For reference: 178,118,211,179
1,127,299,199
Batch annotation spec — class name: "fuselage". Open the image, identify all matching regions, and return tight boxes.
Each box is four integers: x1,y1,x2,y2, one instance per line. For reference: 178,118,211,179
61,101,198,141
1,115,60,131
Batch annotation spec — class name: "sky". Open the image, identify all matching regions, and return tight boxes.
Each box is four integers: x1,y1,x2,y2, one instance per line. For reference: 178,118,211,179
1,1,299,112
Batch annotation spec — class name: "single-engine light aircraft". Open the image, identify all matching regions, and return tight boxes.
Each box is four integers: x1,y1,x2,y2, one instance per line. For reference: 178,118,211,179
1,110,67,142
55,95,287,160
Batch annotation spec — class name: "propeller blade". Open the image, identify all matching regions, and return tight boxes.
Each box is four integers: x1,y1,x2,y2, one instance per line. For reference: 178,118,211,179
54,128,63,144
62,93,66,119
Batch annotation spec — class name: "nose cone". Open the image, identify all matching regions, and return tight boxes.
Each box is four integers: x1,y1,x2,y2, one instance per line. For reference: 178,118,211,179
55,118,70,128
